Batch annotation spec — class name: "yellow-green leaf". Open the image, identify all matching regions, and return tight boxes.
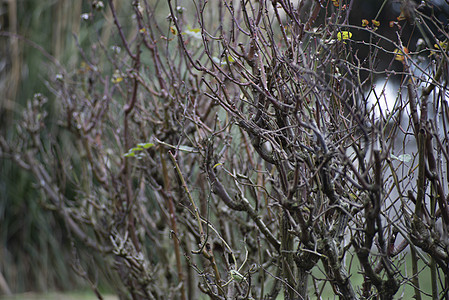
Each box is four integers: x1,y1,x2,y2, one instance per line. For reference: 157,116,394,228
124,152,135,157
137,142,155,149
184,28,202,40
337,31,352,43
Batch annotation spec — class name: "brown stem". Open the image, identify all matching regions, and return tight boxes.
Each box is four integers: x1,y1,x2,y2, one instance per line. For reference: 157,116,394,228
108,0,136,60
160,150,186,300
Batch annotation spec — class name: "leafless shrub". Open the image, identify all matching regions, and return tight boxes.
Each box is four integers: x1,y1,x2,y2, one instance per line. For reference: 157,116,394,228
1,0,449,299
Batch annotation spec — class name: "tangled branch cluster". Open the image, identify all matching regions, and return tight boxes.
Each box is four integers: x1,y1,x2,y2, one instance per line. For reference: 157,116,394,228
1,0,449,299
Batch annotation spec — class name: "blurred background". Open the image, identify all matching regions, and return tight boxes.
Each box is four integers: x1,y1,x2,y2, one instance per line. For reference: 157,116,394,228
0,1,132,296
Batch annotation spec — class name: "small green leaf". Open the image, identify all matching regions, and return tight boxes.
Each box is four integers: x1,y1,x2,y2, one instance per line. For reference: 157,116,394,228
184,28,202,40
124,152,135,157
337,31,352,44
230,270,245,282
177,145,196,152
349,193,357,200
154,137,198,153
391,154,412,162
337,31,352,41
137,142,155,149
227,55,235,63
124,141,155,158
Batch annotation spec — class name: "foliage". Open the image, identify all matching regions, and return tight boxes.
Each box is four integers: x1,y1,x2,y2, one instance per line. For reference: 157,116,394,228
1,0,449,299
